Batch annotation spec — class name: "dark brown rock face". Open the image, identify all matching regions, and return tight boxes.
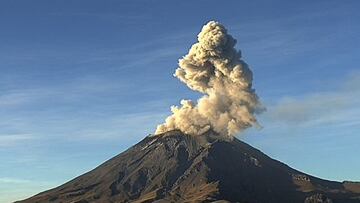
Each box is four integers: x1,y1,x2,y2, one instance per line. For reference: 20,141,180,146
16,130,360,203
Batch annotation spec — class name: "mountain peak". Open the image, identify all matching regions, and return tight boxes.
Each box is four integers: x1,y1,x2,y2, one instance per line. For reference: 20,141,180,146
17,131,360,203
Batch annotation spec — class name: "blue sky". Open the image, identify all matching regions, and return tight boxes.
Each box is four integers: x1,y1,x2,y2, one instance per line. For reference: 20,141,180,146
1,0,360,202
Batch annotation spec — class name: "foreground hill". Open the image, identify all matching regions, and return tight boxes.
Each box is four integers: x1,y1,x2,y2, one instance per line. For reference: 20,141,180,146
17,130,360,203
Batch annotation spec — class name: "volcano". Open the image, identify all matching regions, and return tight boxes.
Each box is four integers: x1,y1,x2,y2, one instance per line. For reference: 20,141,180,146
17,130,360,203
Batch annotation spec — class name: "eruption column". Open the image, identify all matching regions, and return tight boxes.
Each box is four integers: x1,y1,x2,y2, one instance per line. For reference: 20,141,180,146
155,21,263,138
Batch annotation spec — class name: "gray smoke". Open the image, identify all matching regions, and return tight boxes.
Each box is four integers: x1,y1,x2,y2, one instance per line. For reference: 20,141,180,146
155,21,263,138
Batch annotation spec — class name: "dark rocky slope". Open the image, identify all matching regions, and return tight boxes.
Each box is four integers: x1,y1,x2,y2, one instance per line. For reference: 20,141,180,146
17,130,360,203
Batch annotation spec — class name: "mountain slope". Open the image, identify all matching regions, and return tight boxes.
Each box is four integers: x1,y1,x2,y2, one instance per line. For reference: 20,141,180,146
17,130,360,203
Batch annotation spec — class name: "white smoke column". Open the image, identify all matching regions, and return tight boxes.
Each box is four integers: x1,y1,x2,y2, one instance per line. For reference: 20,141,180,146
155,21,263,138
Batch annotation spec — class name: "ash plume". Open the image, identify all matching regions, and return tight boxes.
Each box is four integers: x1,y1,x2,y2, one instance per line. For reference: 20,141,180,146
155,21,263,138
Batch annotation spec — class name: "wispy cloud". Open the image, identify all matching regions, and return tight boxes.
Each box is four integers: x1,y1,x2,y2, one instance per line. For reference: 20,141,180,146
48,11,148,25
58,111,167,142
263,72,360,128
0,177,32,184
0,134,35,147
0,177,56,203
0,88,58,108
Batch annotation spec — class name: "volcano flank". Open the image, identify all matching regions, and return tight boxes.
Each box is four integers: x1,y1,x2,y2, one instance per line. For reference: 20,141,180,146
17,130,360,203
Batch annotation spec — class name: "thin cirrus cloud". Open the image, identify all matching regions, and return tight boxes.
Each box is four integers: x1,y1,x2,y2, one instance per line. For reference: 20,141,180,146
0,177,55,203
0,177,32,184
0,73,173,145
0,134,34,147
263,72,360,129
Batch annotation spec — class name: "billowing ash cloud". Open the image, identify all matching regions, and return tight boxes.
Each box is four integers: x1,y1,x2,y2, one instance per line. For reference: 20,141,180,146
155,21,263,138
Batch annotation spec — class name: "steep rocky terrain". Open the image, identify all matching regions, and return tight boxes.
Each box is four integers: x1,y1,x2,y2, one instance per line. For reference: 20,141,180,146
17,130,360,203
